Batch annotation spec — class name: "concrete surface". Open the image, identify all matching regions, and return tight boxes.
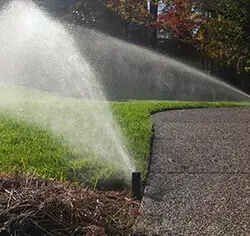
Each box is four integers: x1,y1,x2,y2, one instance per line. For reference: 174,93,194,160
134,107,250,236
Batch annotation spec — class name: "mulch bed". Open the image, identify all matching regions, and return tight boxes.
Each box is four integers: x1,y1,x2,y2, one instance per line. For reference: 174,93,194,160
0,175,140,236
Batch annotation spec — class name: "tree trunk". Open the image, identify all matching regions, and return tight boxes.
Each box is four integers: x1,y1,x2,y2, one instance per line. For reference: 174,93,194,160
149,0,158,48
150,0,158,20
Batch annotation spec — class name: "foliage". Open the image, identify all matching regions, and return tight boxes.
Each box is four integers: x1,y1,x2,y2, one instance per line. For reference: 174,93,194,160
106,0,150,24
198,18,245,65
195,0,249,65
153,0,198,40
105,0,250,67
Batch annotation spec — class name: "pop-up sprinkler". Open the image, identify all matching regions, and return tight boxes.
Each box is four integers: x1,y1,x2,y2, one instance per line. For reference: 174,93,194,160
132,171,141,200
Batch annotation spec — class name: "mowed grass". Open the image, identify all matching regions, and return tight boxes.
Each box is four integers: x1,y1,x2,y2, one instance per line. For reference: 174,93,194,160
0,84,249,187
0,114,125,188
111,101,249,179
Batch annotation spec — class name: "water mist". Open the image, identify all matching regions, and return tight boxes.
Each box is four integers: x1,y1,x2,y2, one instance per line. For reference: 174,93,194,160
0,0,249,185
70,28,250,102
0,0,135,178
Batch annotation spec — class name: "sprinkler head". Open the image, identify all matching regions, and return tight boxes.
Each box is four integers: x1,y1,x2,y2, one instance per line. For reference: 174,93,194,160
132,171,141,200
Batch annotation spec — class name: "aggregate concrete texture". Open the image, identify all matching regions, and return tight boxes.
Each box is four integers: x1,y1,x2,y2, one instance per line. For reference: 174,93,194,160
134,107,250,236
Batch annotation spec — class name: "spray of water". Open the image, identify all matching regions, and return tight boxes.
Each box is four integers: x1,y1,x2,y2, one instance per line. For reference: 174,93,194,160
0,0,249,182
70,28,250,102
0,0,135,177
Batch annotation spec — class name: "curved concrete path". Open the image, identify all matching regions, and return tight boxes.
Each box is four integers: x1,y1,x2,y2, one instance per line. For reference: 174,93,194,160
134,107,250,236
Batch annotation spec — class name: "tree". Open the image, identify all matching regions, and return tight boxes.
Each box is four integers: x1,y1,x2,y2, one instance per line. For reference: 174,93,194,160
76,0,249,69
106,0,150,25
198,0,249,67
149,0,159,47
154,0,250,68
105,0,160,47
152,0,197,40
64,0,124,37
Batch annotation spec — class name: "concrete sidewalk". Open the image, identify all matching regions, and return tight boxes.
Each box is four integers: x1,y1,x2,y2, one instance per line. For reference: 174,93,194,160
134,108,250,235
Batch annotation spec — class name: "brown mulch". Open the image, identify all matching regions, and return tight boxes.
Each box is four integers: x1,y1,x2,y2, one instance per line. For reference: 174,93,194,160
0,175,140,236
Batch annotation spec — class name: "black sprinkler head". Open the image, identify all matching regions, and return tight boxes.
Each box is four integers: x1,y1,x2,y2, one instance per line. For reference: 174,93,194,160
132,171,141,200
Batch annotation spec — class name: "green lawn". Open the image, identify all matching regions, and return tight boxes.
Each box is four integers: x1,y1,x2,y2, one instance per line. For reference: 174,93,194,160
111,100,249,179
0,84,249,188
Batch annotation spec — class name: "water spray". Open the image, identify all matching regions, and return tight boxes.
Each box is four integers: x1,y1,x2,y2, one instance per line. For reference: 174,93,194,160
0,0,134,174
132,171,141,200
